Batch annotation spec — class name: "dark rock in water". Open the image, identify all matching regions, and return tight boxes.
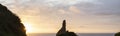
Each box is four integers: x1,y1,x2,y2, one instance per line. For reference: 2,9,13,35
56,20,77,36
56,20,66,36
58,31,77,36
115,32,120,36
0,4,26,36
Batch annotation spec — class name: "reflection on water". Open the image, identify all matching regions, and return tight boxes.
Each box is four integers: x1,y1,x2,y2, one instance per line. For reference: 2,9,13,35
27,33,114,36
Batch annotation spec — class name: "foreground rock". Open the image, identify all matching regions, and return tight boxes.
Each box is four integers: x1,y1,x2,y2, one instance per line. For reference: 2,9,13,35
56,20,77,36
0,4,26,36
115,32,120,36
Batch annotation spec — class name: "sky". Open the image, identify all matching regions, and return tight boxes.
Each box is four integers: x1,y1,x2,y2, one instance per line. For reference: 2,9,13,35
0,0,120,33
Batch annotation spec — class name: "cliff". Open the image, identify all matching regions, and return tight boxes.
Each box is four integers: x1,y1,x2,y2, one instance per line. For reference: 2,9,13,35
0,4,26,36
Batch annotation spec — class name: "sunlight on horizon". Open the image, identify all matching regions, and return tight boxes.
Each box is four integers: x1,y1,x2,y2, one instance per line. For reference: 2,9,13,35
20,15,119,33
22,21,58,33
22,22,33,33
2,0,119,33
21,20,118,33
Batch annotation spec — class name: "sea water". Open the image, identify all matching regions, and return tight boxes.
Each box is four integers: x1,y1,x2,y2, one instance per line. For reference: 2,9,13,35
27,33,115,36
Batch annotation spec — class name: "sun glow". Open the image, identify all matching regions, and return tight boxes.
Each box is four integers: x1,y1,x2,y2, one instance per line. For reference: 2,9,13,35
23,22,32,33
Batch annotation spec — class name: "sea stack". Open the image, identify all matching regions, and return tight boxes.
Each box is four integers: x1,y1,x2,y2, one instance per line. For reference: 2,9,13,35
56,20,77,36
56,20,66,36
0,4,26,36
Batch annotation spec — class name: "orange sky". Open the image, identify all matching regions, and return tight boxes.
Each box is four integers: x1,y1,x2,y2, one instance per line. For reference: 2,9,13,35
1,0,120,33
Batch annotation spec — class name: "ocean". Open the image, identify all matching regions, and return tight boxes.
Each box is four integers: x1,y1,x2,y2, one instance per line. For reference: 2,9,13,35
27,33,115,36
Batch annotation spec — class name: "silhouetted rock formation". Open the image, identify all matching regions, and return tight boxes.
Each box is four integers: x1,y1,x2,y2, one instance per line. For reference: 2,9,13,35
56,20,77,36
115,32,120,36
56,20,66,36
0,4,26,36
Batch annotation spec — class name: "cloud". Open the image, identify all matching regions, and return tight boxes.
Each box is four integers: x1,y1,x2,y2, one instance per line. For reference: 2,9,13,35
0,0,120,33
44,0,95,6
69,6,80,13
73,0,120,17
58,9,67,14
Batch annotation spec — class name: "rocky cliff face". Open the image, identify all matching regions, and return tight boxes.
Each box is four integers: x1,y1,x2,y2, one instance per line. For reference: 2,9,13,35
0,4,26,36
115,32,120,36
